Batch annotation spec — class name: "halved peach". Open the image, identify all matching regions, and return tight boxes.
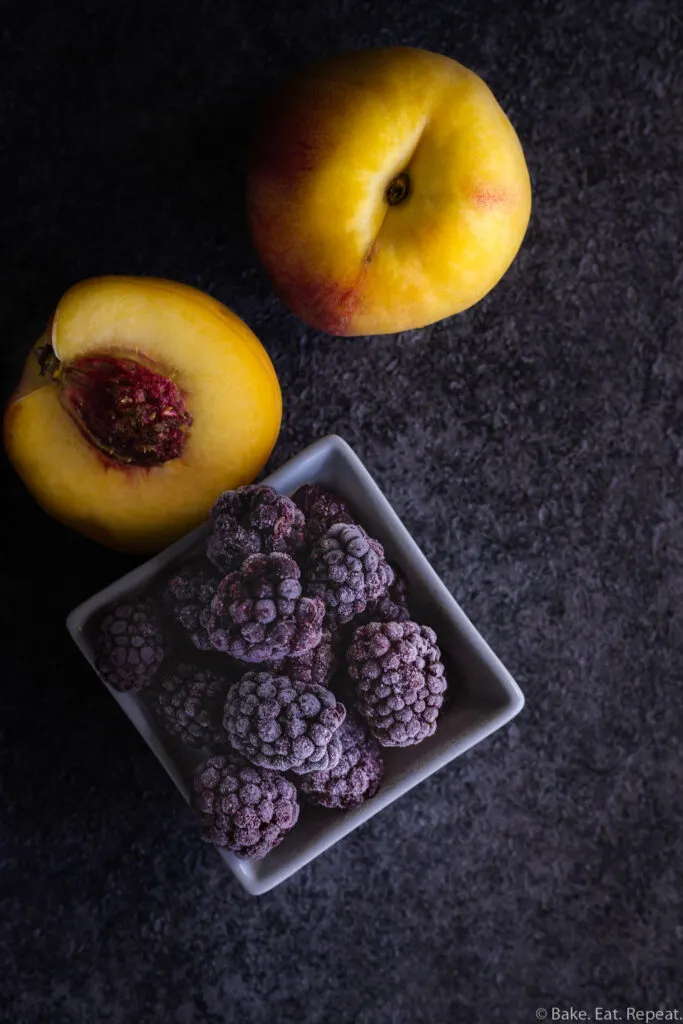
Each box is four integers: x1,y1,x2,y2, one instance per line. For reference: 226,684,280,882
4,276,282,553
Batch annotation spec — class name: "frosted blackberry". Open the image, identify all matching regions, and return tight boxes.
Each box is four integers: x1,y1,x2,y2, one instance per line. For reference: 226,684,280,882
347,620,447,747
360,564,411,624
207,552,324,663
223,671,346,774
293,483,354,544
297,715,384,810
305,522,393,628
162,559,221,651
150,664,230,749
207,485,305,573
97,598,164,692
265,630,338,688
192,755,299,859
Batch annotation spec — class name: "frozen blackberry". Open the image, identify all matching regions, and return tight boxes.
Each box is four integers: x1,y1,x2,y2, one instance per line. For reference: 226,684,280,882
223,671,346,774
192,755,299,859
347,620,447,747
207,485,305,573
360,564,411,625
150,664,230,749
207,552,324,663
297,715,384,810
305,522,394,628
162,559,221,651
97,598,164,692
293,484,354,544
265,630,338,688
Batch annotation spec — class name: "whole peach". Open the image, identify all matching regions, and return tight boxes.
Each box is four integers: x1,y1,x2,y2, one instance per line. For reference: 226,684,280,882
248,47,531,336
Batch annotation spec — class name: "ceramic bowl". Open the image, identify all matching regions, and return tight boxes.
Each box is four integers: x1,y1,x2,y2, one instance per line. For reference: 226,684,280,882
67,434,524,895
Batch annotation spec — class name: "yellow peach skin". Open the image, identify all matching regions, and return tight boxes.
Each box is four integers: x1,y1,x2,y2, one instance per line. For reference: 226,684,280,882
248,47,532,336
4,277,282,552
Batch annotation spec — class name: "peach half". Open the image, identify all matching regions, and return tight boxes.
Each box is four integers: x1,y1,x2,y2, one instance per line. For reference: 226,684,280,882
248,46,532,336
3,277,282,553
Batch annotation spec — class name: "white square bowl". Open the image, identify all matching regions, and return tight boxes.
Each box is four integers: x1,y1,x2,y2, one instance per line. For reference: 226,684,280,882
67,434,524,895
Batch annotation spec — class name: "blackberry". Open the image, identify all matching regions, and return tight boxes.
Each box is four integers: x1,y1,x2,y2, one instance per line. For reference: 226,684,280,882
150,664,230,749
97,598,164,692
162,559,221,651
207,485,305,573
297,715,383,810
347,620,447,747
265,630,338,688
293,483,354,544
192,755,299,859
305,522,393,628
207,552,324,663
223,670,346,774
360,564,411,624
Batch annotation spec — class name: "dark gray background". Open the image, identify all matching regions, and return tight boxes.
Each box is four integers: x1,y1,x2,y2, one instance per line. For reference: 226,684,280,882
1,0,682,1021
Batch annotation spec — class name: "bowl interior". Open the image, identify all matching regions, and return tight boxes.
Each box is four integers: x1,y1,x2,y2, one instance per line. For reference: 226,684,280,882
67,435,523,894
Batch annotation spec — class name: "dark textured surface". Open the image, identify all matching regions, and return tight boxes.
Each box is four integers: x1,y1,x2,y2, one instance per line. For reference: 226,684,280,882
1,0,682,1021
